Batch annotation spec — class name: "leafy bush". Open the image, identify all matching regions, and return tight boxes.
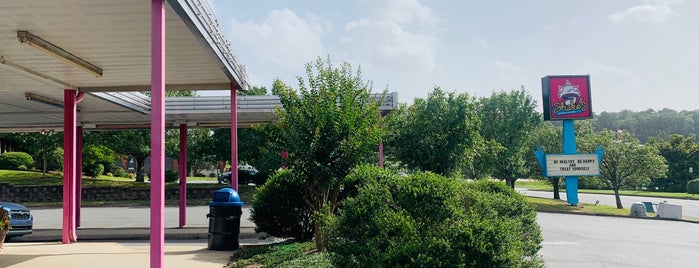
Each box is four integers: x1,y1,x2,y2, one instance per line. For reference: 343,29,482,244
0,152,34,170
328,166,543,268
47,147,63,171
165,169,179,183
209,172,216,178
84,164,105,178
687,179,699,194
113,167,128,178
17,165,28,171
251,169,315,241
577,176,608,190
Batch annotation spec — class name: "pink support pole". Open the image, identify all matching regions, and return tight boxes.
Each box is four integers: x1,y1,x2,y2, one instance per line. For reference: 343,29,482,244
178,124,187,228
62,90,77,243
379,143,384,168
76,126,83,228
230,83,238,191
151,0,166,267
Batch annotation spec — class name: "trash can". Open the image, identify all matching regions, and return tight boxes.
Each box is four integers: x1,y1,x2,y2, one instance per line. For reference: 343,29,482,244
207,187,244,250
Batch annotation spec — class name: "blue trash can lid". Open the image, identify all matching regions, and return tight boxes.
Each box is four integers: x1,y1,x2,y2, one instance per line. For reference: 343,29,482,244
211,187,244,206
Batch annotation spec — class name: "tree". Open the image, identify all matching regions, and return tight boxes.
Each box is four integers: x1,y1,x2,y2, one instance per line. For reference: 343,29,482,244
86,130,151,182
579,130,668,208
647,134,699,192
165,128,218,176
9,131,62,177
526,122,563,199
269,57,383,250
385,87,484,177
82,144,116,177
477,88,541,189
239,85,268,96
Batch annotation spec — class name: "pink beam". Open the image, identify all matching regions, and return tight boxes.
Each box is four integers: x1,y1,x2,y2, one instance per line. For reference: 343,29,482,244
62,90,77,243
230,83,238,191
76,126,83,228
379,143,384,168
178,124,187,228
151,0,166,267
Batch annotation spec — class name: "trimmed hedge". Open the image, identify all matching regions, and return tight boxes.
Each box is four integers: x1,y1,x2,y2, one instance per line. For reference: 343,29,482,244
251,169,315,241
327,166,543,268
0,152,34,170
687,179,699,194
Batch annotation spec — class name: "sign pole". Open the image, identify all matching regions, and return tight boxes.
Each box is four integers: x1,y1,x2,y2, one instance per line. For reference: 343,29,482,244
562,119,579,205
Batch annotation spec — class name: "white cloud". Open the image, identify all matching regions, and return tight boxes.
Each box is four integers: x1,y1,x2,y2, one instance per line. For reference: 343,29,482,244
488,59,524,74
470,38,488,49
230,9,326,68
609,0,682,23
342,0,442,73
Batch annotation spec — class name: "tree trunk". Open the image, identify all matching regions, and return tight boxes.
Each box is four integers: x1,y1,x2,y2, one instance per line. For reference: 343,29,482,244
613,187,623,209
552,178,560,200
507,178,516,190
42,150,47,178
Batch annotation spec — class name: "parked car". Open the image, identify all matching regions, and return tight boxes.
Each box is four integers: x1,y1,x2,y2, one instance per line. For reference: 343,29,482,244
0,201,33,240
218,165,259,184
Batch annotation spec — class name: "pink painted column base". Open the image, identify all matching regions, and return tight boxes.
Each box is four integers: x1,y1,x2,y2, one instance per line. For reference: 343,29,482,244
62,90,77,243
150,0,166,267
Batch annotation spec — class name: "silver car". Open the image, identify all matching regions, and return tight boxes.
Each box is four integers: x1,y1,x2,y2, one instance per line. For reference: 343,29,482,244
1,202,33,240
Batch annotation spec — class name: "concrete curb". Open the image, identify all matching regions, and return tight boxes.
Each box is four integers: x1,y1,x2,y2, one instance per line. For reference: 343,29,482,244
8,226,267,243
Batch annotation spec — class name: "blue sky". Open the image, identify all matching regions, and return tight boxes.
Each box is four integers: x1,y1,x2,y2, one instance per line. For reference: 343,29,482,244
209,0,698,113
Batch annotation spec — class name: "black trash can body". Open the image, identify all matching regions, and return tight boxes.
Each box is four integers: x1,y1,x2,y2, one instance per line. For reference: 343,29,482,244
207,188,244,250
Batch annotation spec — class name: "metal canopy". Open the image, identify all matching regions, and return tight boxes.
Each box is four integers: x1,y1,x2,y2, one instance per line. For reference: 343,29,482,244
0,0,248,132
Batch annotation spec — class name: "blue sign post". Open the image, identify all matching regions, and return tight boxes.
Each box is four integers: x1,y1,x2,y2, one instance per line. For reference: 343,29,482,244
562,119,579,205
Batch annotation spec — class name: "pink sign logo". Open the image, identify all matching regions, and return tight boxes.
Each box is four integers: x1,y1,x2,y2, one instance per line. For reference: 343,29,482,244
554,80,588,116
542,75,592,120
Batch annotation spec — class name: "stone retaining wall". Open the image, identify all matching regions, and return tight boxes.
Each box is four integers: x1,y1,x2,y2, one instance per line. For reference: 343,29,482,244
0,183,217,203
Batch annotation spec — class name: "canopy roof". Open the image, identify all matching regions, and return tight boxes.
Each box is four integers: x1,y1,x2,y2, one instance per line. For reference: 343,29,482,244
0,0,248,132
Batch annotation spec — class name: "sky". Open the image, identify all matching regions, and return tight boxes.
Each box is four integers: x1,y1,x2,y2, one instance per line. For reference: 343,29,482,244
208,0,699,113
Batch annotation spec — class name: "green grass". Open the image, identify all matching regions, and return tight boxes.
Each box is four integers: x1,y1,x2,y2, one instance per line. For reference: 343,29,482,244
526,196,639,216
229,241,332,268
516,179,699,200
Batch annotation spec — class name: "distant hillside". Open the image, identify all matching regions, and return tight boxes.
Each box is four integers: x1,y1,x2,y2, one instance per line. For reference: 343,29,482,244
592,109,699,143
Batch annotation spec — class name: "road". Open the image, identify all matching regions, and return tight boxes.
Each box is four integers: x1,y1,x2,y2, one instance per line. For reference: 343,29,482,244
519,189,699,219
538,212,699,268
31,205,254,229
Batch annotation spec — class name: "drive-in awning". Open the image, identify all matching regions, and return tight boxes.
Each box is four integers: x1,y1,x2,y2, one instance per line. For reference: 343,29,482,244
0,0,248,131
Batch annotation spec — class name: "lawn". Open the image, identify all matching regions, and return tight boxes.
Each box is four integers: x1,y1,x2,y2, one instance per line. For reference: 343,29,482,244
516,179,699,200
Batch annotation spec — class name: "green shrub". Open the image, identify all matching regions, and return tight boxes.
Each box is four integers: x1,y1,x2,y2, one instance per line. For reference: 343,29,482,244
17,165,28,171
113,167,128,178
209,172,216,178
0,152,34,170
687,179,699,194
47,147,64,171
327,167,543,268
84,164,105,178
577,176,608,190
251,169,315,241
165,169,179,183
